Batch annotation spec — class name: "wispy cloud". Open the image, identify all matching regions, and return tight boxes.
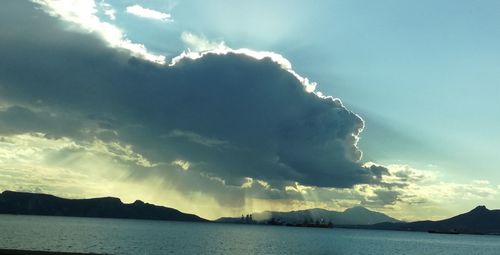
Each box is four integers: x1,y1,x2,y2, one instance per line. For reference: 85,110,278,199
99,1,116,20
126,4,172,22
181,32,226,52
166,130,229,148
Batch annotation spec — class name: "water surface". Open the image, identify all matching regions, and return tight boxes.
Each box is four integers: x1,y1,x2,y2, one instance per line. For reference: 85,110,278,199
1,215,499,254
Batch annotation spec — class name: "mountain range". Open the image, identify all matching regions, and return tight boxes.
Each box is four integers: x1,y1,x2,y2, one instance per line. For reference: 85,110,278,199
3,190,500,235
217,206,400,225
0,190,207,222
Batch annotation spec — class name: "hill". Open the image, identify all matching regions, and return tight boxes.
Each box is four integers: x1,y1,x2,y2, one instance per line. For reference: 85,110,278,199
369,205,500,234
0,190,207,222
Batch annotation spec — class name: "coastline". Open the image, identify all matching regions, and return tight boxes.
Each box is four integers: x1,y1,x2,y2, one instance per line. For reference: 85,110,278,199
0,249,102,255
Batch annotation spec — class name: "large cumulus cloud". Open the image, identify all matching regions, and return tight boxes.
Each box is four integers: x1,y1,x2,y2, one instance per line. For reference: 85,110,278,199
0,1,389,208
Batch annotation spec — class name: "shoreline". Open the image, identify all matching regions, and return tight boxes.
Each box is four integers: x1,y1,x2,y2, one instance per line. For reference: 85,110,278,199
0,249,102,255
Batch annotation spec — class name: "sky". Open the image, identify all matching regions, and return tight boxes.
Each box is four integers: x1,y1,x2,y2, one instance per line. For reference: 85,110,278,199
0,0,499,221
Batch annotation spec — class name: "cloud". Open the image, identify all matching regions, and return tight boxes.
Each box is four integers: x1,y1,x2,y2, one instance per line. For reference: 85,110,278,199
172,160,191,171
170,45,318,93
126,4,172,22
33,0,165,63
166,130,229,148
0,0,399,217
181,32,226,52
99,1,116,20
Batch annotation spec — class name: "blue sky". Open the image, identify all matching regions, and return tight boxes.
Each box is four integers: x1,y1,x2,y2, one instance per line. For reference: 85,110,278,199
0,0,499,220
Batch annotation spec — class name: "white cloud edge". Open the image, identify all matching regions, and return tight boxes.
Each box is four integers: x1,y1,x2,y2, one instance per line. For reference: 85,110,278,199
33,0,166,64
126,4,172,22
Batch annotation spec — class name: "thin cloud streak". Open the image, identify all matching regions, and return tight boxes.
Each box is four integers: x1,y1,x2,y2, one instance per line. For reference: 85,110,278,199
126,4,172,22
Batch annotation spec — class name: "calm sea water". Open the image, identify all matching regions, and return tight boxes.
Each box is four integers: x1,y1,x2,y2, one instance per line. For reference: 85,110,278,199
1,215,499,255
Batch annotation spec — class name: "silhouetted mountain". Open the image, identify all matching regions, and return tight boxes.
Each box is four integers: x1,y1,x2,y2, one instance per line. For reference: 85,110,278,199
0,191,207,222
368,205,500,234
217,206,399,225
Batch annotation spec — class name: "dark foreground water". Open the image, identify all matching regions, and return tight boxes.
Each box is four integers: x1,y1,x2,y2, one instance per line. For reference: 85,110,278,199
1,215,499,255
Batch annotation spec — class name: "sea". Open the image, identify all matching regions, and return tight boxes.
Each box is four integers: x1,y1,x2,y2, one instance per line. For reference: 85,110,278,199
0,214,499,255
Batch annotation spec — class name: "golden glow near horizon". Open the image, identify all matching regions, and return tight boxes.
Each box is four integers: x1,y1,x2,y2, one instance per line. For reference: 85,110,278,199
1,132,497,220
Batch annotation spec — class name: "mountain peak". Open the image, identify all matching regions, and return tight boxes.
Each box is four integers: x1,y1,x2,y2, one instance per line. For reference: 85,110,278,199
133,200,145,205
470,205,489,213
344,206,370,213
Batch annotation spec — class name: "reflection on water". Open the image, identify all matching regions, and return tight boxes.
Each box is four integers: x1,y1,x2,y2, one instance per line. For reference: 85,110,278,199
1,214,500,255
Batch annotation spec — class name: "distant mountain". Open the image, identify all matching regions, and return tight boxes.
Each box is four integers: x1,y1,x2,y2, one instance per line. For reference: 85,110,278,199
368,205,500,234
0,191,207,222
217,206,399,225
